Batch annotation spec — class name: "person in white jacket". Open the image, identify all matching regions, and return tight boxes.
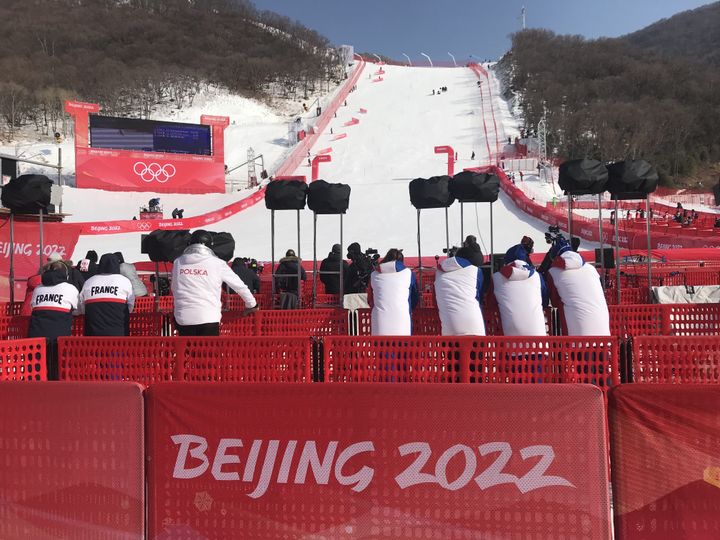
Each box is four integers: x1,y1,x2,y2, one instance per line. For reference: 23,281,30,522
434,256,485,335
545,238,610,336
487,259,547,336
369,249,418,335
172,230,257,336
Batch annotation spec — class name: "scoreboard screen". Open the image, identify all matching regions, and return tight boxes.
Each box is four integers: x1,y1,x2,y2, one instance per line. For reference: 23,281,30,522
89,115,212,156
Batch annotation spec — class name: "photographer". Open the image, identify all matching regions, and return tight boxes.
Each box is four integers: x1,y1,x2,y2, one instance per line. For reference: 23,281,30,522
545,237,609,336
503,236,535,267
454,235,484,267
344,242,377,293
319,244,349,294
369,249,418,335
486,255,548,336
434,255,485,336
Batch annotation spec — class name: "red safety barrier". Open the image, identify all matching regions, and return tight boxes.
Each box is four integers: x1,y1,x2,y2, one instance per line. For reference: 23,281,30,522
146,383,611,539
175,337,312,383
604,287,649,305
221,309,348,337
0,315,30,340
0,382,144,538
0,301,23,316
324,336,619,391
631,336,720,384
609,305,665,337
608,304,720,338
667,303,720,335
58,336,312,385
609,385,720,540
0,338,46,381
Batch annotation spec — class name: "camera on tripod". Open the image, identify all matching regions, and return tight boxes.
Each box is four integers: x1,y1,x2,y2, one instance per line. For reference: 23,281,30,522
442,246,460,257
545,225,564,245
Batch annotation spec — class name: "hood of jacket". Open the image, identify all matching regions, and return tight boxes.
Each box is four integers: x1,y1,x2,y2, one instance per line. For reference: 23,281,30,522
41,268,69,286
437,256,472,273
280,256,300,264
503,244,531,265
552,251,584,270
498,260,536,282
376,260,406,274
181,243,217,263
97,253,121,274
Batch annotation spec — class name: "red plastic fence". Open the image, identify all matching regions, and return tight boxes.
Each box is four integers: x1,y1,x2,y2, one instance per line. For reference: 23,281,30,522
0,382,144,538
323,336,619,391
146,382,611,539
220,309,349,337
609,385,720,540
631,336,720,384
0,313,165,339
0,338,46,381
609,304,720,337
58,336,312,385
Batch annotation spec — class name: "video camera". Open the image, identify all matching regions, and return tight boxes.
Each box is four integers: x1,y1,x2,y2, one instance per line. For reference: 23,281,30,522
544,225,564,245
442,246,460,257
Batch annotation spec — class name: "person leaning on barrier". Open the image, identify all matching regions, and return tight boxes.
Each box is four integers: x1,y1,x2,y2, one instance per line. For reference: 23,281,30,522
172,230,257,336
275,249,306,295
230,257,261,294
319,244,349,294
454,235,484,268
545,237,610,336
28,261,80,379
485,252,548,336
114,251,148,297
434,255,485,336
369,249,418,336
78,253,135,336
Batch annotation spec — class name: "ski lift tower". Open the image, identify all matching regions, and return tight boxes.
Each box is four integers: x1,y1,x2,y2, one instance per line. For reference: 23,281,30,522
537,105,548,182
247,147,257,188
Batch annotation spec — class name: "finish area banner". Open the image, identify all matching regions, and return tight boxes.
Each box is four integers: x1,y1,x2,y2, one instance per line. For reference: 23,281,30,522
147,383,611,539
610,385,720,540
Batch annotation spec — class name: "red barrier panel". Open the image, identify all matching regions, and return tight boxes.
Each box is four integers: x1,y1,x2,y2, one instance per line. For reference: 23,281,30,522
609,305,665,337
0,338,46,381
58,336,312,385
609,385,720,539
146,383,611,539
324,336,619,391
175,337,311,383
260,309,348,336
0,382,144,538
667,304,720,335
631,336,720,384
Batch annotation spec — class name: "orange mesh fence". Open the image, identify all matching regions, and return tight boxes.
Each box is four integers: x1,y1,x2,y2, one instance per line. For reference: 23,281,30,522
0,338,46,381
0,382,144,538
631,336,720,384
323,336,619,392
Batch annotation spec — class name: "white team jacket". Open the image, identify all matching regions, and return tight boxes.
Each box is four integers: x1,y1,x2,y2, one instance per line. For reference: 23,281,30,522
172,244,257,325
370,261,416,336
491,260,547,336
434,257,485,336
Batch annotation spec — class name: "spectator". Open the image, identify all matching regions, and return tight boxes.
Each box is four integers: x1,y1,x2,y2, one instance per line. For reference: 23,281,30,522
28,261,80,379
114,252,148,297
172,230,257,336
319,244,349,294
78,253,135,336
344,242,374,294
503,236,534,267
275,249,307,295
545,238,609,336
434,255,485,336
486,259,547,336
21,267,44,316
230,257,261,294
76,250,98,281
369,249,418,335
455,235,484,267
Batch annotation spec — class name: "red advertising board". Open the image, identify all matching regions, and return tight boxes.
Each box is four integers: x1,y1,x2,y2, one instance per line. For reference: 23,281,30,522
610,385,720,540
0,382,145,538
65,101,229,193
0,219,82,301
147,383,611,539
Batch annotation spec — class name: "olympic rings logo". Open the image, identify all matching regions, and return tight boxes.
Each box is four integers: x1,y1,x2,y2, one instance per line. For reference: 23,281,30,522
136,221,152,231
133,162,176,183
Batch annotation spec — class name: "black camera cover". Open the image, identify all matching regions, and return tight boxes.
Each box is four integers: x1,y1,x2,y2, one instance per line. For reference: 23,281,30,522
141,230,191,262
1,174,53,213
450,171,499,203
207,231,235,261
307,179,351,214
558,159,608,195
265,180,308,210
409,176,455,209
606,160,658,199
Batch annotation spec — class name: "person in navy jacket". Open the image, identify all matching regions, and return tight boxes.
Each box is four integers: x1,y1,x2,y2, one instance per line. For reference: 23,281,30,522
79,253,135,336
28,261,80,379
369,249,418,335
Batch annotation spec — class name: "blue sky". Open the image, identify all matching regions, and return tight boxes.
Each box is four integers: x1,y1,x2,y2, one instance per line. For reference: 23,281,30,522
251,0,712,63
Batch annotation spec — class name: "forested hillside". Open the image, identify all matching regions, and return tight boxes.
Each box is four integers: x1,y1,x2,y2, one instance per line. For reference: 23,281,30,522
500,28,720,185
624,2,720,66
0,0,344,139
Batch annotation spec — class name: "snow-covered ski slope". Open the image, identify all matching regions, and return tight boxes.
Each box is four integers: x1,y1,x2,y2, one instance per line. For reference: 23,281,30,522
71,64,575,263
